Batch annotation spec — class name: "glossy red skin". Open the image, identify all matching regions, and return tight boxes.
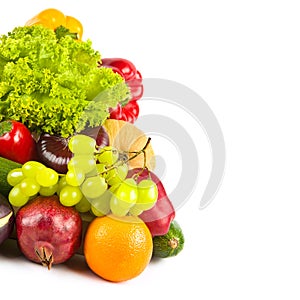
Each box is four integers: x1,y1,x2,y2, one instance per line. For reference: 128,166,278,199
109,100,140,123
0,120,37,164
128,70,144,102
16,195,82,265
101,58,137,81
100,58,143,123
127,168,176,237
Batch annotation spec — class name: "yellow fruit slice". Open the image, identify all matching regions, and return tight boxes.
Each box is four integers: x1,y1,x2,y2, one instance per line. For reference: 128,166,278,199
103,119,155,170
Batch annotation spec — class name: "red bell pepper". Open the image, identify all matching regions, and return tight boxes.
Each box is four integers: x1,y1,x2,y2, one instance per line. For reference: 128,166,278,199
100,58,143,123
0,120,37,164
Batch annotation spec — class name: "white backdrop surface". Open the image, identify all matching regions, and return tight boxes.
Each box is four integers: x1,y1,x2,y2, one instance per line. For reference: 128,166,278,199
0,1,300,299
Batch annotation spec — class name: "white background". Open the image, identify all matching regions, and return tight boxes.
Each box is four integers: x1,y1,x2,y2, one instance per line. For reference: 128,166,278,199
0,0,300,299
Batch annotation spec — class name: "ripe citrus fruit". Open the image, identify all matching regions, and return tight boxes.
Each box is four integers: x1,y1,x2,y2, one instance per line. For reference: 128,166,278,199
103,119,155,170
83,214,153,282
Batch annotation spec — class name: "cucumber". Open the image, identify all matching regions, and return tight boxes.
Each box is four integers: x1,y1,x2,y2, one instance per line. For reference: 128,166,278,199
152,220,184,258
0,156,21,197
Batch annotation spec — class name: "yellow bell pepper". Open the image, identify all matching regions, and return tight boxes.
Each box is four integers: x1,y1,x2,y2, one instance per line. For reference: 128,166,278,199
25,8,83,40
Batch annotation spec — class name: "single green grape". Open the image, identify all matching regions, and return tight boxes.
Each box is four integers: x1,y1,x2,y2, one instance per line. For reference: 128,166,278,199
57,176,68,195
97,146,119,166
68,134,96,154
36,168,59,187
68,155,96,174
7,168,25,186
39,183,58,196
8,184,30,207
66,168,85,186
109,178,138,216
105,164,128,186
75,196,91,213
59,185,83,206
90,190,111,216
110,197,131,216
81,176,107,199
136,179,158,210
19,178,40,197
22,161,46,178
113,178,138,204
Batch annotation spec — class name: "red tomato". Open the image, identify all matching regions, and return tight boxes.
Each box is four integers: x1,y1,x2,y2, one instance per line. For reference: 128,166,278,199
0,120,37,164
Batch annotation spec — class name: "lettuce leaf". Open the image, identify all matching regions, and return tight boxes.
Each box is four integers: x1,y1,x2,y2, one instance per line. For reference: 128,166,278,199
0,25,129,137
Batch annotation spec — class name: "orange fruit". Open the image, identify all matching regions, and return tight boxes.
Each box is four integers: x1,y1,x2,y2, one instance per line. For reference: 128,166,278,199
103,119,156,170
83,215,153,282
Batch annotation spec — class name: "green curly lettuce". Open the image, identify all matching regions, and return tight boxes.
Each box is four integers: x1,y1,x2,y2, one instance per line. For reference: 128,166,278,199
0,25,129,137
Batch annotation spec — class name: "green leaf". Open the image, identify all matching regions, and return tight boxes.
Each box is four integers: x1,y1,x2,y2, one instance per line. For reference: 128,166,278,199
0,25,130,137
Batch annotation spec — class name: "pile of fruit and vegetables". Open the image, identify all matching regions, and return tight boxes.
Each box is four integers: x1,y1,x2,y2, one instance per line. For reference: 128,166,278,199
0,8,184,282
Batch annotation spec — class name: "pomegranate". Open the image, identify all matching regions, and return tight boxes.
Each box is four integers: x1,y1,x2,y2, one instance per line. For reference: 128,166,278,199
16,195,82,269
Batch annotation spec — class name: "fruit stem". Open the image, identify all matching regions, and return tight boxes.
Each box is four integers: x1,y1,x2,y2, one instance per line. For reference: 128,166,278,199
35,247,53,270
124,137,151,165
142,137,151,152
95,137,151,177
128,137,151,178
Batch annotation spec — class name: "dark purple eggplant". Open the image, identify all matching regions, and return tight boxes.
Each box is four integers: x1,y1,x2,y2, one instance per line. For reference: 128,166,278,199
37,126,109,174
0,193,14,245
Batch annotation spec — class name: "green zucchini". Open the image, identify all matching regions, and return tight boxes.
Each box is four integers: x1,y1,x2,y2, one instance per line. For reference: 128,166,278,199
0,156,21,197
152,220,184,258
